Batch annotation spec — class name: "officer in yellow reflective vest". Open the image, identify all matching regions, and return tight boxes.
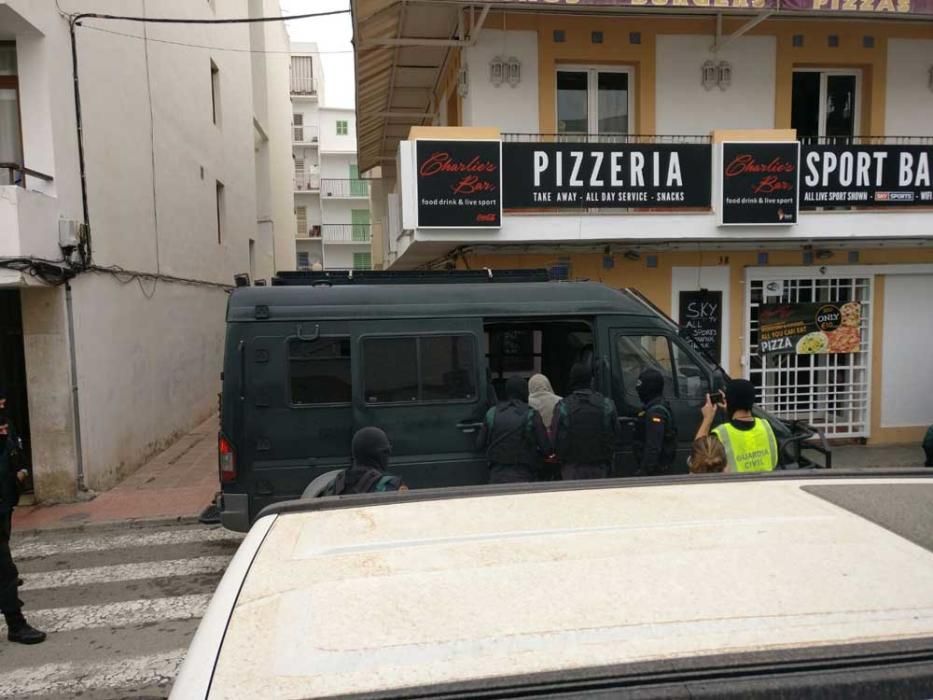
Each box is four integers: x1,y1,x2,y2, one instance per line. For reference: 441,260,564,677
695,379,778,473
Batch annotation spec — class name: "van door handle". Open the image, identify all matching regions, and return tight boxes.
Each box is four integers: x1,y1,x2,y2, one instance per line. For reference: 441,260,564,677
456,421,483,434
618,417,638,427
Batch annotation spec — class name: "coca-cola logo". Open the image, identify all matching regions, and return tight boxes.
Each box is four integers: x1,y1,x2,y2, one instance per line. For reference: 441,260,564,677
725,154,796,194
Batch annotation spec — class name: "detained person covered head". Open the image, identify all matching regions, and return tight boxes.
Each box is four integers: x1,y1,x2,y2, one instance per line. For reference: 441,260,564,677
351,426,392,472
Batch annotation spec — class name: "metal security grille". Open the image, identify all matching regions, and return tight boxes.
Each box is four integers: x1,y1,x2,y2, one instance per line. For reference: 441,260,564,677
747,274,872,438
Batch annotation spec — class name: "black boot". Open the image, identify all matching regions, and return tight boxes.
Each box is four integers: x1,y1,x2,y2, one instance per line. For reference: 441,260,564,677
5,612,46,645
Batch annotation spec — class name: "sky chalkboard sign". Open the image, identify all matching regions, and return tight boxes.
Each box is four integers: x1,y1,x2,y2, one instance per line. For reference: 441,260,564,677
678,290,723,364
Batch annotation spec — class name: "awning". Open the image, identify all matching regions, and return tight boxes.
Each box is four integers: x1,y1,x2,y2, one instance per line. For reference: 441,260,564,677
351,0,933,173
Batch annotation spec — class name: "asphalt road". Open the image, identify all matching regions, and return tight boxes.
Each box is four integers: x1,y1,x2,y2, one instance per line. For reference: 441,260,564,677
0,522,243,699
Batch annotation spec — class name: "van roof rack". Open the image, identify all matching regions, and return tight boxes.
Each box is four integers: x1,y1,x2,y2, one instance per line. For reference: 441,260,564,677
271,269,551,286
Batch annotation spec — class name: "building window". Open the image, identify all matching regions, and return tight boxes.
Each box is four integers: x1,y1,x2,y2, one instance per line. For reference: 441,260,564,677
293,113,303,142
215,181,225,244
210,59,221,125
362,335,477,404
353,252,371,270
290,55,315,94
557,67,631,137
289,337,352,405
0,43,22,187
336,120,348,135
296,205,307,237
791,69,860,144
296,251,310,269
351,209,370,241
349,164,367,196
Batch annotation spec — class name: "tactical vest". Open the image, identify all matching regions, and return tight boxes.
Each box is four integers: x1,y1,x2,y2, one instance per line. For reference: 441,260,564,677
712,418,778,473
557,391,614,465
486,403,536,467
635,401,678,469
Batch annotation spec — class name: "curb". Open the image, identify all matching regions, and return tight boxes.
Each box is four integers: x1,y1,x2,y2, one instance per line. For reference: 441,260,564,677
13,514,209,537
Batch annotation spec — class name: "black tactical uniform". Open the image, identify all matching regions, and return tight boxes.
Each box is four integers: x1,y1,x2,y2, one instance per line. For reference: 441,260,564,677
476,376,552,484
331,427,404,494
551,364,620,480
633,368,677,475
1,416,45,645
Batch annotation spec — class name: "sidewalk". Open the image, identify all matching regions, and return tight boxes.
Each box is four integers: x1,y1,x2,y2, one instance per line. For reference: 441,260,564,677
13,415,218,532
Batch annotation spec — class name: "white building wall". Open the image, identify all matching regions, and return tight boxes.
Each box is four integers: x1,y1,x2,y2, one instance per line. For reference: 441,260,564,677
318,108,357,153
885,39,933,137
323,245,369,270
881,274,933,428
321,152,357,180
462,29,539,134
655,35,776,134
3,0,293,495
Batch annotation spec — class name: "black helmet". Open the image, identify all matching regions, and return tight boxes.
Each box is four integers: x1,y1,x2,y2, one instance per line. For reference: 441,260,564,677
636,367,664,403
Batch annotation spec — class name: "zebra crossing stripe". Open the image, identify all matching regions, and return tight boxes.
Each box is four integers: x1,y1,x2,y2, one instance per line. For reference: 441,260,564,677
20,555,230,591
12,527,242,559
0,649,187,697
27,593,212,633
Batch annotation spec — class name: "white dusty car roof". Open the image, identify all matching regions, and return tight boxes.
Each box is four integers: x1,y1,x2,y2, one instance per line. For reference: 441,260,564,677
186,476,933,699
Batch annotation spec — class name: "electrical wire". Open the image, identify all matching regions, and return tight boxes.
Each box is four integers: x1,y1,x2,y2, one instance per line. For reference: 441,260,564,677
77,24,356,55
69,8,351,25
0,257,76,286
88,265,233,294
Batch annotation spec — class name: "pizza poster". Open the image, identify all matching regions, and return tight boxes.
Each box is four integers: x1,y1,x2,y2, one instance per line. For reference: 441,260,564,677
758,302,862,355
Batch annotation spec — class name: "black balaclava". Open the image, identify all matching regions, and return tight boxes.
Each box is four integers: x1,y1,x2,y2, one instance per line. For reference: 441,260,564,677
568,363,593,392
725,379,756,418
351,426,392,472
636,367,664,404
504,376,529,403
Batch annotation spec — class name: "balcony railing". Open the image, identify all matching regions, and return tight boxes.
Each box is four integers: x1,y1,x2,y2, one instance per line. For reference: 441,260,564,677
293,125,319,144
1,162,54,188
503,133,712,144
296,225,322,239
321,224,371,243
321,179,370,198
294,173,320,191
290,76,317,96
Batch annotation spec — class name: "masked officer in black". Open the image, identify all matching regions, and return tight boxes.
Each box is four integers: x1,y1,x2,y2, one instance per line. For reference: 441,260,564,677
330,427,406,495
1,398,45,645
551,363,620,480
476,376,552,484
633,367,678,476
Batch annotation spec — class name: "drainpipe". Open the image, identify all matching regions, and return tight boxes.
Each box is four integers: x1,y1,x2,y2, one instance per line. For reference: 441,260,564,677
64,281,85,492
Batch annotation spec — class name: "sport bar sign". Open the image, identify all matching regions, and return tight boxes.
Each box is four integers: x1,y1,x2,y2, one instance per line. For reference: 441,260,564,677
720,142,800,225
415,140,502,228
758,302,862,355
502,143,712,209
801,144,932,208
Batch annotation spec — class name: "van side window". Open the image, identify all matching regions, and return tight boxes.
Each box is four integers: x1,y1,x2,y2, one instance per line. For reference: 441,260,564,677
363,335,477,404
616,334,675,407
289,337,352,405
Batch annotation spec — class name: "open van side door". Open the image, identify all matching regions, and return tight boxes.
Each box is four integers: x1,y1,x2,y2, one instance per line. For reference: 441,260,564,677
351,317,489,488
601,323,712,475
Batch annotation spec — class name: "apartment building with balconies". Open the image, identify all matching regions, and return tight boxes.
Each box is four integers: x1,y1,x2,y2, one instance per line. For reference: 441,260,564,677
291,44,373,271
0,0,295,500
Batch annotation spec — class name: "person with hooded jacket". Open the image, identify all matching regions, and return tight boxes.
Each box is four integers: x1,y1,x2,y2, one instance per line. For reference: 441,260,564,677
632,367,678,475
528,374,561,429
551,363,620,480
476,376,552,484
329,426,406,495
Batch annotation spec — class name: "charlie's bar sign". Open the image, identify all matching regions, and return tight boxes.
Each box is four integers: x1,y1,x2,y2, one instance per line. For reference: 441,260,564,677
801,144,932,208
502,143,712,209
415,139,502,228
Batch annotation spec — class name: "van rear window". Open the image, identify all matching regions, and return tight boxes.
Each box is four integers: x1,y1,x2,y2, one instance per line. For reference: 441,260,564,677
363,335,477,404
289,337,352,405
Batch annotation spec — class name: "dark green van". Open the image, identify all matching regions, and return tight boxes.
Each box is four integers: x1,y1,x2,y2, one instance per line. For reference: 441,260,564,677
218,270,828,531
